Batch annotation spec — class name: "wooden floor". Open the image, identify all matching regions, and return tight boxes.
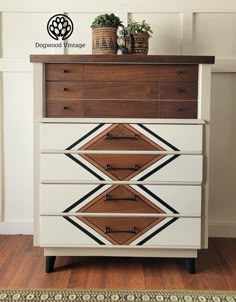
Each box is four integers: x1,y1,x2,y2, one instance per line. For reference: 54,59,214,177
0,236,236,290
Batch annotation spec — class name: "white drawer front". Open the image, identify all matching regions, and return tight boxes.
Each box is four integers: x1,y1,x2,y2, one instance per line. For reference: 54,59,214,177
40,123,203,152
41,154,203,182
40,216,201,248
40,184,201,215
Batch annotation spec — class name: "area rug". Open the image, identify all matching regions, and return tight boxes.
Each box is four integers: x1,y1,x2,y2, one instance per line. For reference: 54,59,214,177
0,290,235,302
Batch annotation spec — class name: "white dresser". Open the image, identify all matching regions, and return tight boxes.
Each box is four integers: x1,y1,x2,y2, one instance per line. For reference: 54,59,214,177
30,55,214,273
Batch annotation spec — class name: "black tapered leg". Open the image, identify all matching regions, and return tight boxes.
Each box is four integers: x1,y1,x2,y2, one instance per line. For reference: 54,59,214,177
185,258,195,274
46,256,56,273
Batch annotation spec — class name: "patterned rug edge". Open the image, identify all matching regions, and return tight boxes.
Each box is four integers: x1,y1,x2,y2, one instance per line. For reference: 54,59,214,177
0,289,235,302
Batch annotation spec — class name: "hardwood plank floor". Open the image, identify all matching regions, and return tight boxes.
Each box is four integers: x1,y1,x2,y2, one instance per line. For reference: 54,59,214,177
0,235,236,289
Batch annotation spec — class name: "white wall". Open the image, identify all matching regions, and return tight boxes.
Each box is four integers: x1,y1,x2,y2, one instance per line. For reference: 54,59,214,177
0,0,236,236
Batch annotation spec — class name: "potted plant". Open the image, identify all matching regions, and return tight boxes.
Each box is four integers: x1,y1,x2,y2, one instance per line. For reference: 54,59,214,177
91,13,123,54
126,20,153,55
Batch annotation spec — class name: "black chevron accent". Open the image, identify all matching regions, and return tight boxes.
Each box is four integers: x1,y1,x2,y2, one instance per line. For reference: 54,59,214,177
137,217,178,245
65,153,105,181
66,123,105,150
137,124,180,151
63,216,105,245
63,184,105,213
137,154,180,181
138,185,179,214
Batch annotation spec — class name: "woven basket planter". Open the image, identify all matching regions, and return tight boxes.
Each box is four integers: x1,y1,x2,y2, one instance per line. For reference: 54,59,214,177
130,32,150,55
92,27,118,54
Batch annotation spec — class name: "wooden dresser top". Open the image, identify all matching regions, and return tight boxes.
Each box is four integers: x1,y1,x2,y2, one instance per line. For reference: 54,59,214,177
30,54,215,64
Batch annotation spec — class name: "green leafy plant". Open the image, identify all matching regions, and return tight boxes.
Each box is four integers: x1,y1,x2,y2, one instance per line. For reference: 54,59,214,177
91,13,123,28
127,20,153,36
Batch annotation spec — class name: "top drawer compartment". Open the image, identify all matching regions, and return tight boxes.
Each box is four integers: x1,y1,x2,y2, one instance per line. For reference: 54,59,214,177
83,64,198,82
46,64,83,81
40,123,203,152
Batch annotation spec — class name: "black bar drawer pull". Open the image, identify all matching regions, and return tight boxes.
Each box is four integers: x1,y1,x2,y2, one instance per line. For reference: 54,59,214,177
105,164,139,171
105,194,137,201
105,134,138,140
104,227,138,234
61,87,68,91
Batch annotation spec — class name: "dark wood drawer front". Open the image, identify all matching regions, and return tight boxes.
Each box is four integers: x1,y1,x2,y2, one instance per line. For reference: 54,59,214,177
160,82,198,100
84,64,160,81
46,100,160,118
81,153,163,180
160,101,197,118
84,82,159,99
46,82,83,99
159,65,198,81
83,100,159,118
46,64,83,81
80,216,163,245
80,185,163,214
81,124,161,151
46,100,84,117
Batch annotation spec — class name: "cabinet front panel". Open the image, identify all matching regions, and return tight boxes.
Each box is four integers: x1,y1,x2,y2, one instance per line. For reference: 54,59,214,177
160,101,197,118
46,82,83,99
41,154,203,182
160,82,198,100
40,184,201,215
40,216,201,248
84,82,159,99
46,100,160,118
40,123,203,152
46,64,83,81
159,65,198,81
84,64,160,81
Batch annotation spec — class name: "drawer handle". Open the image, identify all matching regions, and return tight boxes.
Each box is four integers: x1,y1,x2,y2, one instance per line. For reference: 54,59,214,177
62,106,69,110
105,194,137,201
105,164,139,171
176,107,182,111
176,71,184,74
176,88,185,93
104,226,138,234
105,134,138,140
61,87,68,91
62,70,68,73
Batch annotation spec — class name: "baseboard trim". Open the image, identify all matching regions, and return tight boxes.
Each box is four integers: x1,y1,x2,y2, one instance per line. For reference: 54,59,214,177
0,221,33,234
209,222,236,238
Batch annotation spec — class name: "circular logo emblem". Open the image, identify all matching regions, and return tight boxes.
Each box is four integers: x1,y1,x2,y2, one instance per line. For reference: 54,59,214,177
47,14,73,40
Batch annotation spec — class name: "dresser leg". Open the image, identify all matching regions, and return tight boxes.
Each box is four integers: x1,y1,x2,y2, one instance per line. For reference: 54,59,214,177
46,256,56,273
185,258,195,274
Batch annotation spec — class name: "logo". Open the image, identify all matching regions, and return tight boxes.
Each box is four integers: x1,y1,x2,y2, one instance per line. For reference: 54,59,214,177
47,14,73,40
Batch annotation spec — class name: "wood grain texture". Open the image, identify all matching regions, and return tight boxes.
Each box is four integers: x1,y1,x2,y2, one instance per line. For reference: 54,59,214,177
30,54,215,64
160,82,198,100
46,82,84,99
84,81,159,99
159,65,198,81
84,64,160,81
46,99,160,118
160,101,197,118
46,64,83,81
0,236,235,289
